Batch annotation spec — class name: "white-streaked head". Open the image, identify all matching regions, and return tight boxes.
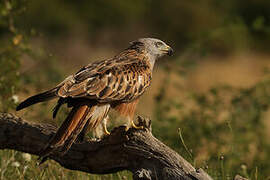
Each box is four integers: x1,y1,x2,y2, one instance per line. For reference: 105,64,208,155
129,38,173,58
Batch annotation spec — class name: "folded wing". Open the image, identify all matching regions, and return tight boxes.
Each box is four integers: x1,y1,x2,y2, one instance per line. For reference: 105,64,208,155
57,51,152,104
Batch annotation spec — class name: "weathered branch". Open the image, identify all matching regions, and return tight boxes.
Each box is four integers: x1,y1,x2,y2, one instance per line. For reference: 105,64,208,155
0,113,212,180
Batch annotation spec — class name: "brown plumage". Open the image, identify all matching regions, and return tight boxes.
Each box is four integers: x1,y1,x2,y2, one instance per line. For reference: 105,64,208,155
16,38,173,160
113,99,139,118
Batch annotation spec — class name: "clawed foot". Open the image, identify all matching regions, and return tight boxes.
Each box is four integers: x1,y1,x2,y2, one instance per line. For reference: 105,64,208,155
125,120,144,131
103,126,111,136
102,115,110,136
131,120,144,129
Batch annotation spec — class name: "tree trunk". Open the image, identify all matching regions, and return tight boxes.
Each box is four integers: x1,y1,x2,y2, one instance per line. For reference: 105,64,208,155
0,113,212,180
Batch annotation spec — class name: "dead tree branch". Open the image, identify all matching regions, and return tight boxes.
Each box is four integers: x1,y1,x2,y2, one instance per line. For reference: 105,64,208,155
0,113,212,180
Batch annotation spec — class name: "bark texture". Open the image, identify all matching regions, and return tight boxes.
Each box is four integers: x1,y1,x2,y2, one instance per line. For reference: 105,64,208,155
0,113,212,180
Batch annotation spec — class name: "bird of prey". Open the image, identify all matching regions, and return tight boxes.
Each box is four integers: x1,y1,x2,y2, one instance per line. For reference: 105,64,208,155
16,38,173,159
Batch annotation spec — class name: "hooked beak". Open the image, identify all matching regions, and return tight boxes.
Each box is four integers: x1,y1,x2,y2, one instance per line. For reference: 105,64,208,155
162,45,174,56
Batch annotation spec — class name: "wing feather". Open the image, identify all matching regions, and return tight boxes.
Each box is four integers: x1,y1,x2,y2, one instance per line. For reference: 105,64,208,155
56,49,152,103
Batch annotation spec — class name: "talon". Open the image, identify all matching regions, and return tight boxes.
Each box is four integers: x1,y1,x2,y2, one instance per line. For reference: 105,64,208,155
131,120,144,129
103,125,110,136
104,128,110,136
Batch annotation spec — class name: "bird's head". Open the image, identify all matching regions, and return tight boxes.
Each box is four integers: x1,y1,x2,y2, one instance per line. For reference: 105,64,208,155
129,38,173,58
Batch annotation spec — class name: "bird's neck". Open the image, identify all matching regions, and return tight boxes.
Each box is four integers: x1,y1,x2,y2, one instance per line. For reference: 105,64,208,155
146,54,157,71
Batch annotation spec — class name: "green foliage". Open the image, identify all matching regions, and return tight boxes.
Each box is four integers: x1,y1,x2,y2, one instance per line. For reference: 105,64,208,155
153,72,270,179
13,0,270,54
0,0,30,112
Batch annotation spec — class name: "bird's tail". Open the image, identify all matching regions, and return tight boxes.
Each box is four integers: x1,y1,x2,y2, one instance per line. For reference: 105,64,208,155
39,102,110,161
16,87,58,111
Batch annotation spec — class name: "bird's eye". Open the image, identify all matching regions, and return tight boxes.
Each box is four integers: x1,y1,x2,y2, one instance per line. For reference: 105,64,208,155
155,42,163,48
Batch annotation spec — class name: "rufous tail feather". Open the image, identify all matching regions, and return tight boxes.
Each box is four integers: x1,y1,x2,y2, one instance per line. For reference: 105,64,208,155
39,104,93,160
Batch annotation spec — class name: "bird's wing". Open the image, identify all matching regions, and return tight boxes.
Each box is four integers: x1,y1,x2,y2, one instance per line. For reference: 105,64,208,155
57,49,152,103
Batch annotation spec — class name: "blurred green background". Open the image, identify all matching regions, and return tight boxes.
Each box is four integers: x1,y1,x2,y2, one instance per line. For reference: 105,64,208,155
1,0,270,179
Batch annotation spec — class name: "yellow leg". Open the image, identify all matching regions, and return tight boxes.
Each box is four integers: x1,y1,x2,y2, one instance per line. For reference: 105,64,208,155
102,116,110,136
103,124,110,135
93,116,110,138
